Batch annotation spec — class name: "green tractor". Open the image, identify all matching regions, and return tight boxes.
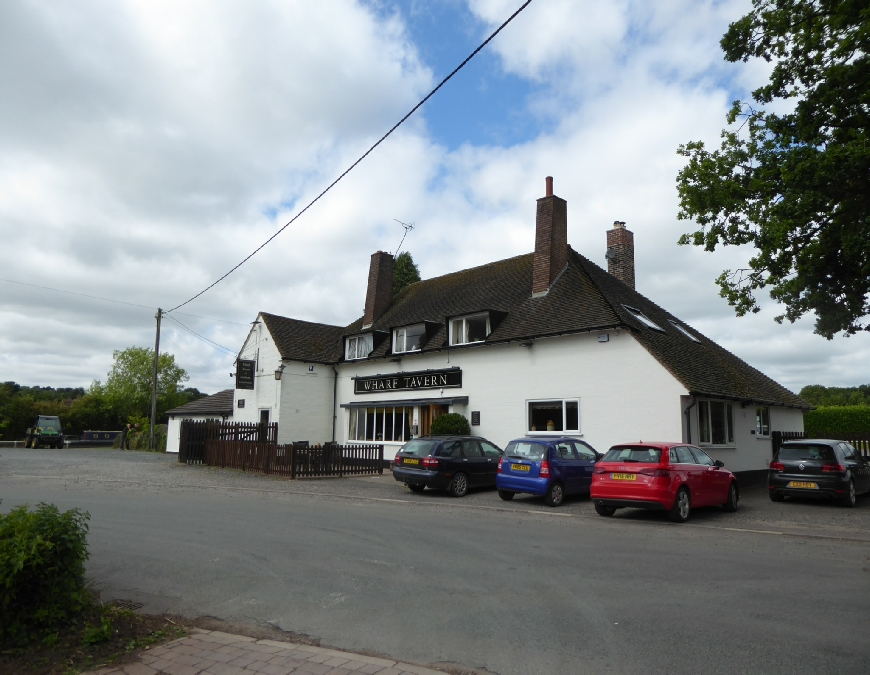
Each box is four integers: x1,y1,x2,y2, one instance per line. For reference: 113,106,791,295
25,415,65,449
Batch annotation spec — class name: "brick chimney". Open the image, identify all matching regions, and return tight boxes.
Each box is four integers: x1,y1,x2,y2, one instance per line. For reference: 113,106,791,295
362,251,394,327
606,221,635,289
532,176,568,296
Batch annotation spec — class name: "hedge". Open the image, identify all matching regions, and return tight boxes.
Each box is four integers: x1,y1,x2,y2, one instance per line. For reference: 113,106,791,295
0,503,90,646
430,413,471,436
803,406,870,437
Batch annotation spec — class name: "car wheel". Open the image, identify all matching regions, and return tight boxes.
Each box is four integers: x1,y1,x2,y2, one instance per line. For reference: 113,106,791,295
668,487,690,523
769,489,784,502
840,479,857,508
544,482,564,507
31,438,39,449
595,504,616,517
449,473,469,497
722,481,739,512
498,490,515,501
408,483,425,493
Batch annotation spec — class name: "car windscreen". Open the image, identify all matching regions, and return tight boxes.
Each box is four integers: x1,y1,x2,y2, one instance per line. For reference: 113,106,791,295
778,444,836,461
504,441,547,460
400,439,440,457
602,446,662,463
37,417,61,430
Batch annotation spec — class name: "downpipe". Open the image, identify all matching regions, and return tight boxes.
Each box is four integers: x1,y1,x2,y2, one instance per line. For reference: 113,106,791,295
683,396,697,444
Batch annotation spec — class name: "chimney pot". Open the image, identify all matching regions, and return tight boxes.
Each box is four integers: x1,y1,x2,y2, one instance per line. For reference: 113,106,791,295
545,176,553,197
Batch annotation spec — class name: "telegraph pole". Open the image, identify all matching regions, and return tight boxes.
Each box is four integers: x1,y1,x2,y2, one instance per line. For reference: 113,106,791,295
149,308,162,450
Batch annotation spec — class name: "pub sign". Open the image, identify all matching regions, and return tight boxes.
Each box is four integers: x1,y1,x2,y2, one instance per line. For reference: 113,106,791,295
236,360,256,390
354,368,461,395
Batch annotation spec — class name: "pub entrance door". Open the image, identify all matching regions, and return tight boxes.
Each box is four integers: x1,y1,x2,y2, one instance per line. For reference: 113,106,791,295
420,404,449,436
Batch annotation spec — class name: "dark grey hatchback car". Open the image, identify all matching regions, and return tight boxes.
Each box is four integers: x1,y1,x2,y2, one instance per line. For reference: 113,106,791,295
769,439,870,507
392,435,503,497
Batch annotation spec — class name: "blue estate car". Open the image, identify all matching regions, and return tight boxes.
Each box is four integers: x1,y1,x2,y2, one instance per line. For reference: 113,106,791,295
496,437,601,507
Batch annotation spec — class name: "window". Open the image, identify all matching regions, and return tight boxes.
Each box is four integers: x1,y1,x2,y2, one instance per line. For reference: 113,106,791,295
555,443,576,460
439,441,462,457
573,442,597,460
504,441,548,460
450,313,490,345
755,406,770,437
346,334,373,360
690,447,715,466
394,324,426,353
462,440,483,457
778,444,835,461
480,441,501,458
348,406,411,442
623,305,665,332
698,401,734,445
601,446,663,463
669,320,700,343
527,399,580,433
673,446,696,464
839,443,857,460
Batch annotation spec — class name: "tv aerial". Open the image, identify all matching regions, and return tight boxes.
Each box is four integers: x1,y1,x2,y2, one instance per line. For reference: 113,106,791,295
393,219,415,256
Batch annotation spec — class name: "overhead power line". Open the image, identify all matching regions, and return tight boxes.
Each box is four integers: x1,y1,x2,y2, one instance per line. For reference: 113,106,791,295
165,314,238,356
166,0,535,313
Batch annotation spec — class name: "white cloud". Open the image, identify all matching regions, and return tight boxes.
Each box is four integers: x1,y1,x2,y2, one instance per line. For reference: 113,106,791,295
1,0,868,396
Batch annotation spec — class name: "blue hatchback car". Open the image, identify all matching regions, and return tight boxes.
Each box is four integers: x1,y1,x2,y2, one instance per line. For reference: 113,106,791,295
496,437,601,507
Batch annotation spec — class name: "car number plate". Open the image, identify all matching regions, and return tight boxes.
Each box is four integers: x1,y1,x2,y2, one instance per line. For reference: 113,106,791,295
511,464,530,472
787,481,818,489
403,458,419,465
611,473,636,481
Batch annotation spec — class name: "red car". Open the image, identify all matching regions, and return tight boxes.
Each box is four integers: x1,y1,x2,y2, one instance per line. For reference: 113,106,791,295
591,442,739,522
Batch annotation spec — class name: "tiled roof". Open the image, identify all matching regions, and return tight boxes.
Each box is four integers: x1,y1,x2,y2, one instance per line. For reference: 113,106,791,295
261,313,345,364
258,248,809,409
166,389,234,416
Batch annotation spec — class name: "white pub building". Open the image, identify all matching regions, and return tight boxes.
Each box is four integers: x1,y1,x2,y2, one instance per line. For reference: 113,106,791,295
218,177,808,484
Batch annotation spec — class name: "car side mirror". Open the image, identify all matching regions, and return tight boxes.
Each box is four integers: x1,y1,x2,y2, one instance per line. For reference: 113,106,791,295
714,460,725,468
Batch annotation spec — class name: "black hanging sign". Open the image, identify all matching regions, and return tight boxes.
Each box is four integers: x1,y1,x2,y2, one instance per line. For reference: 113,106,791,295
236,360,256,390
354,368,462,394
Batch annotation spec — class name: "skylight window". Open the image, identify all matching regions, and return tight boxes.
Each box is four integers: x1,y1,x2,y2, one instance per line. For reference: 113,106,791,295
623,305,665,332
669,320,700,343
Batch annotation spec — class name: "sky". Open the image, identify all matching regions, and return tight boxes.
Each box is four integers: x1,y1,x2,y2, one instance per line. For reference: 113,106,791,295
1,0,868,396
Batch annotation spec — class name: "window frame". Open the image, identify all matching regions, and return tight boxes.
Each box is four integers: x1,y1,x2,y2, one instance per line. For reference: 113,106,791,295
393,323,426,354
526,398,581,435
449,313,491,346
623,305,665,332
348,406,411,443
345,333,373,361
755,406,771,438
697,400,735,447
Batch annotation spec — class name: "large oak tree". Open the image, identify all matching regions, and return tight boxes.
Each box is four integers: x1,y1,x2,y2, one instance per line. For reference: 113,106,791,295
676,0,869,338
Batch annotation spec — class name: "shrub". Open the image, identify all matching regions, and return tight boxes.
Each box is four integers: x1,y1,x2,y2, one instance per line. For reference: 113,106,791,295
804,406,870,437
430,413,470,436
0,503,90,647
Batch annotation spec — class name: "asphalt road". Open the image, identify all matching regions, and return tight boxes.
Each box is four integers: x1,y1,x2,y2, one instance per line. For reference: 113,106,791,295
2,449,870,674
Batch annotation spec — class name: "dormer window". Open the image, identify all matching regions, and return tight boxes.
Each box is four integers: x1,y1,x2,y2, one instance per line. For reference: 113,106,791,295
346,334,373,360
394,324,426,353
623,305,665,332
450,313,490,346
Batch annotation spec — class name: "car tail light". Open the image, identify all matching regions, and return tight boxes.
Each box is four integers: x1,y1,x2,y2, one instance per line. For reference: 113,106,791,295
497,457,504,473
640,467,670,477
822,463,846,473
422,456,438,469
593,465,607,474
769,461,785,471
540,461,550,478
394,454,401,464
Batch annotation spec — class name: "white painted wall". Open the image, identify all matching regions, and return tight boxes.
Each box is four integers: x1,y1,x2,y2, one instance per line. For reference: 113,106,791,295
233,318,283,426
686,400,805,473
166,413,229,453
334,330,688,455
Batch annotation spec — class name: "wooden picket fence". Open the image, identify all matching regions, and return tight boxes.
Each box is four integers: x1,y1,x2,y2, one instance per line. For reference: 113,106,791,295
772,431,870,458
204,439,383,478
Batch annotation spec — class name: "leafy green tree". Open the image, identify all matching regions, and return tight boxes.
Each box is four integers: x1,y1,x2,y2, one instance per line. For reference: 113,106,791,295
393,251,421,295
676,0,870,338
799,383,870,406
99,347,189,422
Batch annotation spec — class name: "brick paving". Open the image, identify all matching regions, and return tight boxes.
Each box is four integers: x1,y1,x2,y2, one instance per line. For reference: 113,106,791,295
82,629,446,675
